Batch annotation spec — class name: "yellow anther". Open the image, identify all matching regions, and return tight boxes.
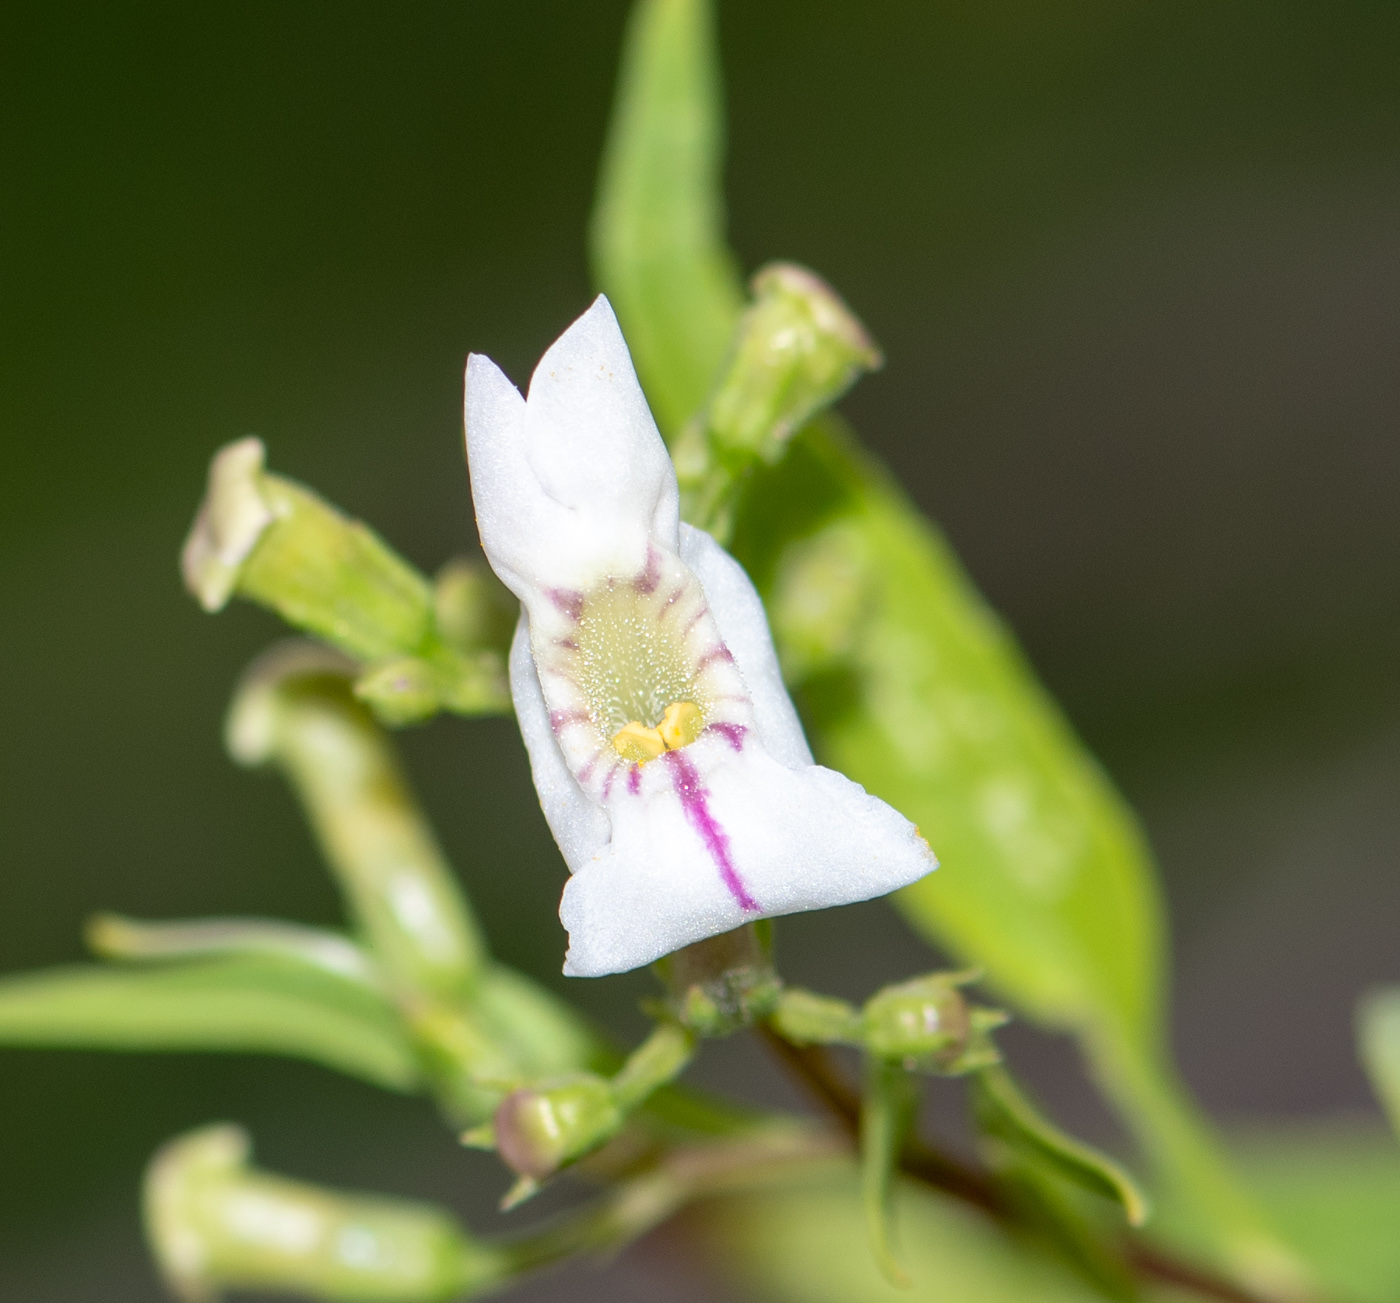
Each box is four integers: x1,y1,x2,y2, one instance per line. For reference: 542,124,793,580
612,721,666,763
658,701,704,751
612,702,704,765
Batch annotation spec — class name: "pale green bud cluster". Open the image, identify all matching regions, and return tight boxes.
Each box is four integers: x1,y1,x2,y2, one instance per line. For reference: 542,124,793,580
182,438,511,724
145,1124,504,1302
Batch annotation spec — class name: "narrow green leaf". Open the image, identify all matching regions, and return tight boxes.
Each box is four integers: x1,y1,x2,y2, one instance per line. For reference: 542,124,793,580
860,1057,916,1287
87,913,385,991
591,0,744,436
1358,987,1400,1140
0,956,421,1091
972,1065,1147,1227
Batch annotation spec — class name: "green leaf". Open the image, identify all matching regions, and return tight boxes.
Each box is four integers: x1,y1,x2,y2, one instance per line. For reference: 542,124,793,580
972,1065,1147,1227
591,0,744,436
1154,1121,1400,1303
697,1175,1114,1303
87,912,385,990
591,0,1296,1284
0,956,421,1091
732,427,1298,1286
1358,987,1400,1140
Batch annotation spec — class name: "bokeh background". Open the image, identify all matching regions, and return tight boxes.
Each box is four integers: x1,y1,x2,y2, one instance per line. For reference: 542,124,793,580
2,1,1399,1296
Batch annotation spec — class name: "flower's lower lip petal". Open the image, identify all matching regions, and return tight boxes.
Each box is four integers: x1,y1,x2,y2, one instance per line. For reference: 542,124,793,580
558,739,936,977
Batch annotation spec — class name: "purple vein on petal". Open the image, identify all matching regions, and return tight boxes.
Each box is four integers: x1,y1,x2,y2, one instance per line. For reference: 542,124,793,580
663,750,760,913
635,546,661,594
547,588,585,621
707,722,747,752
696,645,735,671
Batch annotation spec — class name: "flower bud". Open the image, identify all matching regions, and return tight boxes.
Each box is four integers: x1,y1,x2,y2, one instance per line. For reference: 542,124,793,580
491,1075,623,1182
861,973,974,1070
227,643,487,1003
145,1124,503,1302
705,262,882,463
182,439,508,722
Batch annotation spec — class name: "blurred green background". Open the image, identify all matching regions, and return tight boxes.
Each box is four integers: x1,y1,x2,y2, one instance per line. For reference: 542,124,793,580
2,1,1399,1296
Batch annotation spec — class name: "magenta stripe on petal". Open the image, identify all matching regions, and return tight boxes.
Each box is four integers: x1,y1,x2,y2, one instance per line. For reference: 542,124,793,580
663,750,760,913
547,588,585,621
696,644,735,671
707,722,747,752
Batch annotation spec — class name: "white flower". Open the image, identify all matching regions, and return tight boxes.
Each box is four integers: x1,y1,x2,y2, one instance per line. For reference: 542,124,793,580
464,297,935,977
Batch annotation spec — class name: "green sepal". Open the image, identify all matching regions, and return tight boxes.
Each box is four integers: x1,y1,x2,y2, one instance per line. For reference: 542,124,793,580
859,1056,918,1287
0,955,421,1092
971,1064,1148,1228
652,923,780,1036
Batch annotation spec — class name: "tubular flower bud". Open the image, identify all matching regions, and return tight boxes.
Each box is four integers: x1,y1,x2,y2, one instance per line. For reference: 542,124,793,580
464,296,935,977
226,643,487,1002
181,441,507,722
705,261,883,461
144,1124,501,1302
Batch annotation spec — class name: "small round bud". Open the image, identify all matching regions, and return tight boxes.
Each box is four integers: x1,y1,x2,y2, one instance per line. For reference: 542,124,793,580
492,1075,622,1181
862,974,972,1068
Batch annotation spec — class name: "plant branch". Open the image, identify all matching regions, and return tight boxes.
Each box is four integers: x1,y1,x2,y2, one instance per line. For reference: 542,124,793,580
756,1026,1301,1303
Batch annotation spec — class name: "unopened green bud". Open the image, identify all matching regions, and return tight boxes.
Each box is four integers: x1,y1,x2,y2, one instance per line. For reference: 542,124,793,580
862,973,976,1070
182,439,508,722
145,1124,503,1302
677,265,882,539
227,643,487,1002
706,262,882,462
491,1075,622,1183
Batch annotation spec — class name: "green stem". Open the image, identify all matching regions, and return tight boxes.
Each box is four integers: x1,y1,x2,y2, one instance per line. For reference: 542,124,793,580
1088,1030,1312,1299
